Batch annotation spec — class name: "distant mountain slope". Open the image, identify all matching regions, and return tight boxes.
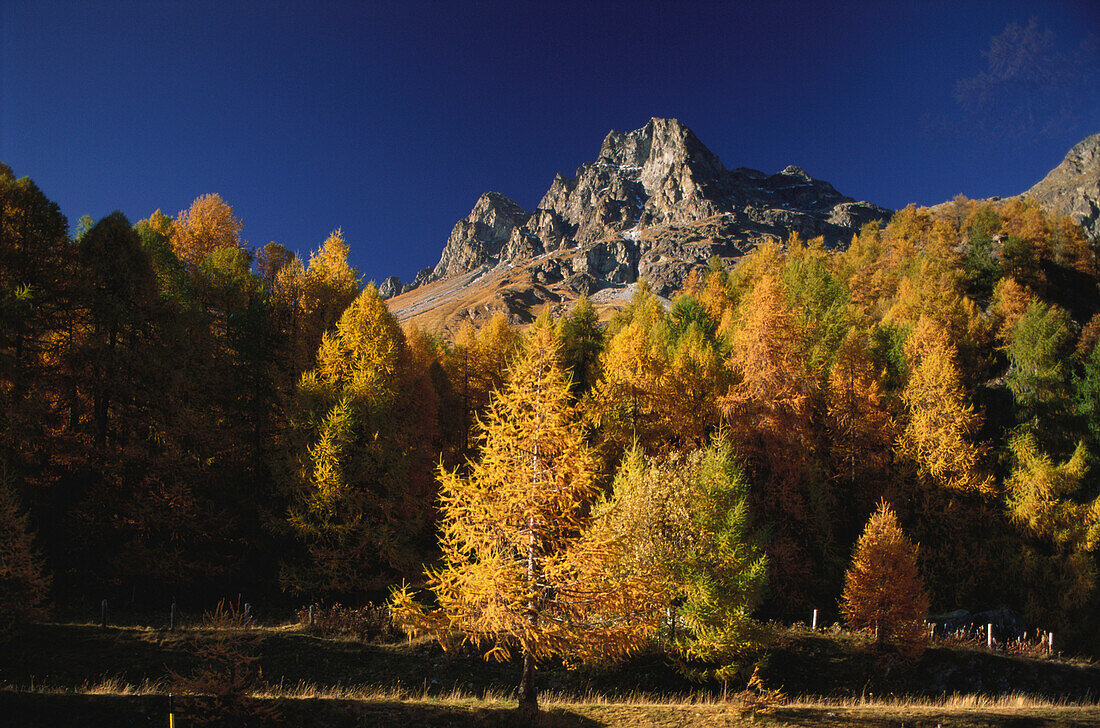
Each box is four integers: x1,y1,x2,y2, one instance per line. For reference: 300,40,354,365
386,117,893,333
1025,133,1100,243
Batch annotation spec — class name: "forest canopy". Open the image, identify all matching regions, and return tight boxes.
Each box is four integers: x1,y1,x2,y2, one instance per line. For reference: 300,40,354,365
4,163,1100,664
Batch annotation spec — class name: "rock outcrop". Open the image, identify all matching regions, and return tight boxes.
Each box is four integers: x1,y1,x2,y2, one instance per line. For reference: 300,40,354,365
1025,133,1100,243
390,118,891,331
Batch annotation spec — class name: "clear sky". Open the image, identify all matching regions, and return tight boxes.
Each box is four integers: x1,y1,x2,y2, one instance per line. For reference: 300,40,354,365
3,1,1098,284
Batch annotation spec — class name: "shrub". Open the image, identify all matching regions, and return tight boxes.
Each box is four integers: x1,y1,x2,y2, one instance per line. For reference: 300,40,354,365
295,602,399,641
171,598,279,726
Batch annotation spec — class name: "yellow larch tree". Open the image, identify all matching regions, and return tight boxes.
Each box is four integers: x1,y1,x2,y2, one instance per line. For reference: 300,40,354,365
826,327,896,523
169,193,243,267
896,317,993,495
990,277,1034,345
444,312,520,461
282,285,439,596
588,286,671,454
1004,433,1100,640
392,316,660,718
595,438,767,680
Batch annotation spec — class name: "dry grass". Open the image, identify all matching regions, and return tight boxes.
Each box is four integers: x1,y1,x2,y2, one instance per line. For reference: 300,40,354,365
0,676,166,696
5,680,1099,727
10,677,1098,709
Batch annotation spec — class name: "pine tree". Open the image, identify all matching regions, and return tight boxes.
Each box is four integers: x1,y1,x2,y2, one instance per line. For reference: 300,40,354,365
840,501,928,657
392,316,658,718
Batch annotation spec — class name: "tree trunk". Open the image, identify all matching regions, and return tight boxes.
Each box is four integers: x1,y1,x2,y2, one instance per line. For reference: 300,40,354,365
517,649,538,720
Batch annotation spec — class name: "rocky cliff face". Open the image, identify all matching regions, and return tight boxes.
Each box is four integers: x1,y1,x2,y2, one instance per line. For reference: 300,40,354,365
385,118,891,329
1025,133,1100,243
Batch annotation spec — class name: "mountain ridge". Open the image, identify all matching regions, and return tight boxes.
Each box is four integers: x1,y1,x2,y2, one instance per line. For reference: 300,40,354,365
385,118,891,333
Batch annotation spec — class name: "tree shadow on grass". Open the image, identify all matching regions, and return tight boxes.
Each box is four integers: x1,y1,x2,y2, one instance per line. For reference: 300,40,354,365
277,698,603,727
0,692,604,728
772,706,1072,728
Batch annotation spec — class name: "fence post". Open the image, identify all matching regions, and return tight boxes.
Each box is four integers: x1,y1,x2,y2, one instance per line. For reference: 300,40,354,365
812,609,818,631
987,623,993,649
100,599,107,630
244,603,251,622
308,604,314,627
1048,631,1054,657
170,600,176,631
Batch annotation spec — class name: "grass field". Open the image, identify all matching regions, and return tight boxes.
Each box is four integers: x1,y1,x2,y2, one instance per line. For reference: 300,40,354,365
2,619,1099,726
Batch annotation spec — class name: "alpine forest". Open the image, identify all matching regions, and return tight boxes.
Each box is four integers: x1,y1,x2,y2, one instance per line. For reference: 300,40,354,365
5,149,1100,718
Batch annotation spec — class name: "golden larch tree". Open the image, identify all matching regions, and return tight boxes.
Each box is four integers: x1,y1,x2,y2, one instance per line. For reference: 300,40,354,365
897,317,993,494
169,193,243,266
720,274,819,611
840,501,929,657
283,285,439,596
392,315,659,718
826,327,896,527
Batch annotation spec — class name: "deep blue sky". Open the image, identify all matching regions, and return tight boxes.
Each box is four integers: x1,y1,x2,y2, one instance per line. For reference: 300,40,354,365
3,1,1098,284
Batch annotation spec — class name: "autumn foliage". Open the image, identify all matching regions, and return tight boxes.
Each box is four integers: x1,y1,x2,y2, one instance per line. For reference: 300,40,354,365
841,502,929,657
6,156,1100,676
392,317,661,716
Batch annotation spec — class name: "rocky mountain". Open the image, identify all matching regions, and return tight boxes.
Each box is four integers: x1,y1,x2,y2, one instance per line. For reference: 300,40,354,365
386,118,891,333
1025,133,1100,243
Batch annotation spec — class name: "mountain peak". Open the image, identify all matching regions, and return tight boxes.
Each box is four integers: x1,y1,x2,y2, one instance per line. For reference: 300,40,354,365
397,119,890,327
597,117,725,180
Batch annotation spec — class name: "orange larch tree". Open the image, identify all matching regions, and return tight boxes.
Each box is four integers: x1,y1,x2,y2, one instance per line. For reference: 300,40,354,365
840,501,929,657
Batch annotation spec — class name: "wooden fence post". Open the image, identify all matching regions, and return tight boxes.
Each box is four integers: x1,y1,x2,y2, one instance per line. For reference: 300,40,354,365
170,600,176,631
987,623,992,649
812,609,818,631
308,604,314,627
100,599,107,630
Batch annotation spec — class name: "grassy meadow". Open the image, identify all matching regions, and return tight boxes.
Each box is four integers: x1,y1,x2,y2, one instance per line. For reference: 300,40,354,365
2,616,1099,726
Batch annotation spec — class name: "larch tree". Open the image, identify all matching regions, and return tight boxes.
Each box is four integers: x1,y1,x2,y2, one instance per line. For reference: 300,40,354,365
826,327,896,535
0,472,49,638
392,315,659,718
896,317,992,495
596,438,767,680
588,285,670,454
840,501,929,658
1004,432,1100,639
1005,299,1075,434
169,193,243,267
720,274,820,611
282,285,439,597
444,313,520,462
